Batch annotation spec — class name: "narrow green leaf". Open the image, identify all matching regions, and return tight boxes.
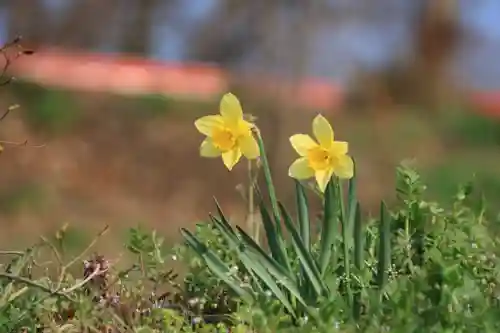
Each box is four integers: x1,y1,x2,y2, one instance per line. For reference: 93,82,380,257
295,180,310,251
343,162,358,309
235,226,314,314
376,201,392,290
209,207,296,305
180,228,252,301
257,193,292,273
279,202,326,298
258,197,281,260
254,131,282,235
346,159,358,245
295,180,312,300
244,250,304,306
336,178,353,308
213,198,238,237
207,218,305,318
235,226,293,280
209,217,266,293
353,203,363,320
353,204,364,271
215,234,299,318
318,179,338,276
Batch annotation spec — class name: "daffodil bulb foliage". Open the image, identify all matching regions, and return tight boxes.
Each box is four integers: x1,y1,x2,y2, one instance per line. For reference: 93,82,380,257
194,93,260,170
289,114,354,192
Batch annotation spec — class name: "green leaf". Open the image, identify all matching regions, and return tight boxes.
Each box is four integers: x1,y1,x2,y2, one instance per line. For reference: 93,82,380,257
353,203,364,271
257,193,291,273
215,221,305,317
279,202,326,298
254,130,282,235
295,180,311,251
236,226,314,315
346,160,358,247
294,180,313,300
180,228,252,301
213,198,238,237
221,236,298,318
376,201,391,290
318,179,339,276
209,209,300,311
209,217,266,294
235,226,292,281
337,176,353,308
206,210,309,317
352,203,364,320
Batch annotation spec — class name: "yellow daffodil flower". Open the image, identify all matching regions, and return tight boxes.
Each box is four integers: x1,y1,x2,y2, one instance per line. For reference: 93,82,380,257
289,114,354,192
194,93,260,170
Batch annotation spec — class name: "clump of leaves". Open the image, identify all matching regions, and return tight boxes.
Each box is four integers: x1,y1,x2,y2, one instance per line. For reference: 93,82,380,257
181,121,500,333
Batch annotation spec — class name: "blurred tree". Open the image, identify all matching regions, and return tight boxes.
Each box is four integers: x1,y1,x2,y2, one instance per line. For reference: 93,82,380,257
118,0,168,55
6,0,50,46
185,1,273,68
414,0,460,105
54,0,120,49
347,0,461,113
3,0,179,56
3,0,462,110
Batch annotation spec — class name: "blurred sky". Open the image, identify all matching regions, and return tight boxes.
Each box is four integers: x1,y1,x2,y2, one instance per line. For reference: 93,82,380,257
4,0,500,89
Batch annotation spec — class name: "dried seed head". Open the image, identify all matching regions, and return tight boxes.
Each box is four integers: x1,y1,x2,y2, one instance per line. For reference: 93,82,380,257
83,254,110,293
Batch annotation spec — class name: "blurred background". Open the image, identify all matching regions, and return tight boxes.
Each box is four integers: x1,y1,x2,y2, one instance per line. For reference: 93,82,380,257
1,0,500,253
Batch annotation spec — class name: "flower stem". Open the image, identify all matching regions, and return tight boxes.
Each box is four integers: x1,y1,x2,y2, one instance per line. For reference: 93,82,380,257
246,159,259,244
253,127,282,236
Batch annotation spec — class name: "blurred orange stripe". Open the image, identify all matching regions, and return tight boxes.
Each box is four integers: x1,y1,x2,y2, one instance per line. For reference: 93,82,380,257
9,47,344,111
9,47,500,116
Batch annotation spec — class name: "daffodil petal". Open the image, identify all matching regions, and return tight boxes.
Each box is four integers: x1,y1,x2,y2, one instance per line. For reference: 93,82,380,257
220,93,243,124
315,168,334,193
288,157,315,179
200,139,221,157
330,141,348,155
238,134,260,159
195,115,224,136
313,114,334,148
335,155,354,179
290,134,317,156
222,149,242,171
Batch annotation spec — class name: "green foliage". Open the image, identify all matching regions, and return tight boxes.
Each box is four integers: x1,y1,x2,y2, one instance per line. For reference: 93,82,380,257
180,132,500,332
2,163,500,332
